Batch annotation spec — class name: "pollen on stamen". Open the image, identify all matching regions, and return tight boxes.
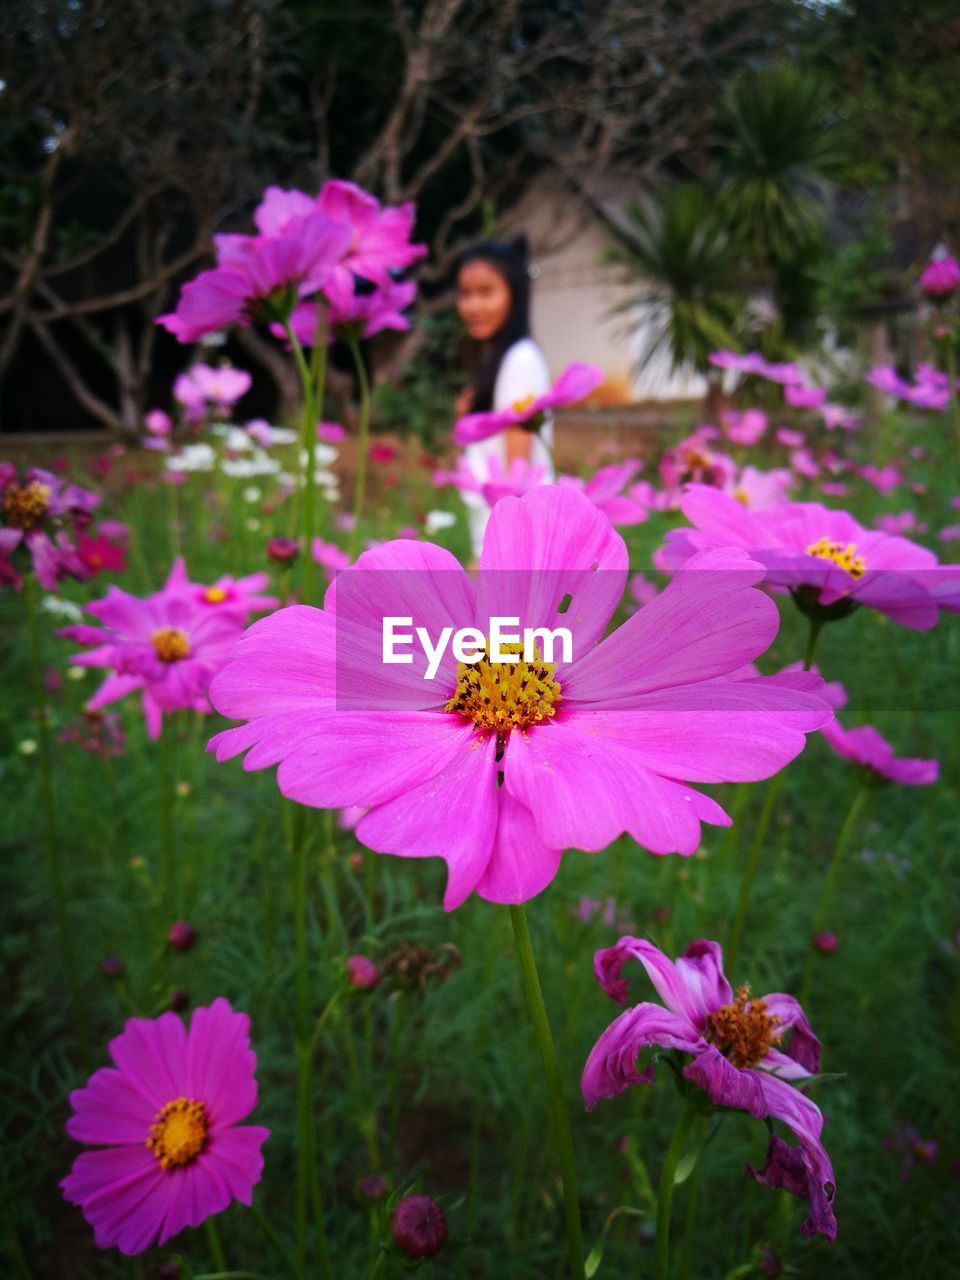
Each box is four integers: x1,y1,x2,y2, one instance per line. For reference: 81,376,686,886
444,641,562,733
806,535,867,579
703,984,782,1069
146,1096,209,1169
203,586,230,604
151,627,191,663
3,480,52,530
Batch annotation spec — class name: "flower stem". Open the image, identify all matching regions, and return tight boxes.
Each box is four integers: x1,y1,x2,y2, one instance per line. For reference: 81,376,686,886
24,574,90,1064
508,904,585,1280
285,319,321,605
157,718,177,920
250,1199,305,1280
802,616,823,672
206,1217,227,1271
945,337,960,477
654,1100,698,1280
726,773,783,975
799,787,868,1006
347,336,371,561
677,1114,710,1280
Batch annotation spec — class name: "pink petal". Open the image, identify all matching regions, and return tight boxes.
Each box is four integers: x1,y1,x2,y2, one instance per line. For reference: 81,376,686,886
66,1066,155,1145
108,1013,188,1109
355,732,500,909
473,788,563,904
61,1146,168,1256
581,1003,704,1109
186,999,258,1127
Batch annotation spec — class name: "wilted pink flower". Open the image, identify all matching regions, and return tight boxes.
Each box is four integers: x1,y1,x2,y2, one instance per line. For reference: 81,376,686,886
820,718,938,785
920,255,960,298
1,463,99,591
163,557,277,622
61,999,269,1254
346,955,381,990
453,363,604,446
62,576,245,739
208,487,830,909
390,1194,448,1259
582,936,836,1240
656,486,950,630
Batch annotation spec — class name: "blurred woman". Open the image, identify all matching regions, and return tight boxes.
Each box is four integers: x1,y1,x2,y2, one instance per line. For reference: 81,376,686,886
454,238,554,557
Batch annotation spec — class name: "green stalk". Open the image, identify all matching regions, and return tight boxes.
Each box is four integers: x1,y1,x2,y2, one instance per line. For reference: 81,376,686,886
24,574,89,1062
654,1100,698,1280
946,336,960,477
347,336,371,561
802,616,823,673
157,716,177,921
206,1217,227,1271
725,774,783,975
799,787,868,1006
284,319,321,605
508,904,585,1280
677,1114,710,1280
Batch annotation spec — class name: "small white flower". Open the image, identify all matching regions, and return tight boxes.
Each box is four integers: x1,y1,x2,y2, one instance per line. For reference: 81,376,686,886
67,666,87,682
18,739,38,756
210,425,253,452
242,485,263,503
165,443,216,472
40,595,83,622
245,516,262,532
424,509,457,535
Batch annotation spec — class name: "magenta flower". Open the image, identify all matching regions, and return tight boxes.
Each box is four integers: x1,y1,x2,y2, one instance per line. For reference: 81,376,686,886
656,486,949,630
144,409,173,437
557,460,648,526
820,404,859,432
208,487,830,909
721,408,768,445
723,466,792,511
920,255,960,298
312,537,351,582
659,429,735,503
1,463,99,591
62,575,245,738
452,363,604,446
61,999,269,1255
784,383,827,410
317,178,427,288
821,718,939,785
582,936,837,1240
76,527,128,577
175,363,252,413
434,454,549,506
158,215,351,344
163,556,278,622
859,462,902,497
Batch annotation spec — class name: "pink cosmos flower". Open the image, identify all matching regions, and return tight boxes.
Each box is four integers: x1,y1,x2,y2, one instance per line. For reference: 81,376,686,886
433,455,549,507
820,718,939,785
557,460,648,526
317,179,427,289
318,421,347,443
659,429,735,503
157,215,352,344
655,486,949,630
709,351,806,386
77,525,128,576
62,574,246,738
790,448,820,480
920,255,960,298
178,363,253,411
61,999,269,1255
280,277,417,345
820,481,848,498
163,557,278,622
581,936,836,1240
820,404,859,432
723,466,792,510
721,408,768,446
452,363,604,446
1,463,98,591
144,409,173,437
859,463,902,497
776,427,805,449
207,487,830,909
312,537,351,581
785,383,827,410
875,511,919,536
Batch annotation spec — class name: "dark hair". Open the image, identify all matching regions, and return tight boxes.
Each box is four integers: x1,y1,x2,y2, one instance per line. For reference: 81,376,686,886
457,238,531,412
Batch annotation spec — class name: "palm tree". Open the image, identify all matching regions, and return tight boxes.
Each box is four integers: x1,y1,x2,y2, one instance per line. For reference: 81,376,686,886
610,182,743,380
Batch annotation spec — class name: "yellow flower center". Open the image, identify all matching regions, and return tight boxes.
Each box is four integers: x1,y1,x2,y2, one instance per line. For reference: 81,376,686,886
151,627,191,663
703,985,782,1069
511,393,537,414
805,535,866,579
146,1097,209,1169
3,481,52,530
203,586,229,603
444,642,562,733
734,488,750,506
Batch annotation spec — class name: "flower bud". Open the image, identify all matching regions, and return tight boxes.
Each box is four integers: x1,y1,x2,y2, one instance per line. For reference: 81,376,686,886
157,1263,182,1279
100,955,124,979
346,955,381,990
812,930,838,954
920,255,960,299
168,987,190,1012
167,921,197,951
358,1173,388,1202
267,536,299,564
390,1194,447,1259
